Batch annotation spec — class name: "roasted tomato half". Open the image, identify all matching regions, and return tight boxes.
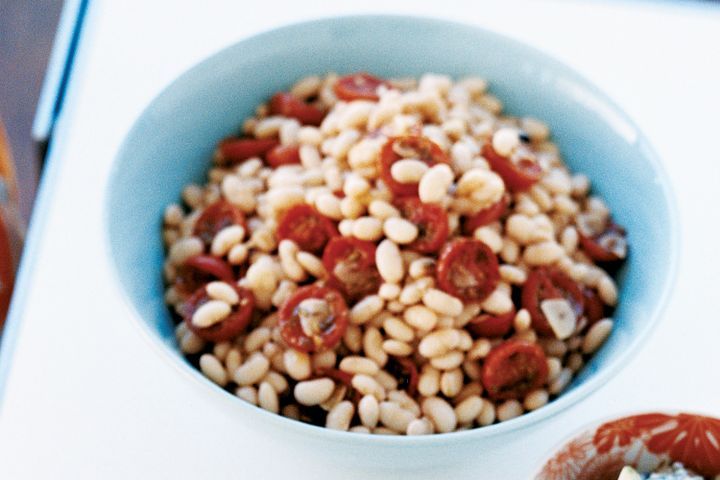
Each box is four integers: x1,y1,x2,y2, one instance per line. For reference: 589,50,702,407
266,144,301,168
521,268,584,337
467,308,516,338
277,203,338,254
463,195,509,235
576,214,628,262
279,285,349,353
334,73,388,101
481,340,548,400
380,136,450,197
193,200,247,246
179,284,255,343
174,255,235,296
216,138,279,166
269,92,325,126
482,142,541,192
322,237,381,301
436,238,499,302
395,196,449,254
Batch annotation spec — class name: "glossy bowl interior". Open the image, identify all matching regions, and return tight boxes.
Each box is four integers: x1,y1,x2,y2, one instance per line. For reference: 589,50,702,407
536,412,720,479
105,15,679,469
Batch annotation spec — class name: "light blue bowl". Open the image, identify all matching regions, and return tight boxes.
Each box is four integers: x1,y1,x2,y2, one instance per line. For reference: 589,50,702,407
106,15,679,470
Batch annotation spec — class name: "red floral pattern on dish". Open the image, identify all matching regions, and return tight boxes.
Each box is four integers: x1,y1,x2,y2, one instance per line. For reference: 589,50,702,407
593,413,672,454
537,412,720,480
645,413,720,478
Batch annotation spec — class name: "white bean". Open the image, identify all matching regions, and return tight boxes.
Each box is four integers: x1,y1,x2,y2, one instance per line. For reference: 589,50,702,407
233,353,270,386
350,295,384,325
404,305,438,331
191,300,231,328
391,159,430,184
283,349,312,380
383,217,419,244
326,401,354,431
582,318,614,354
421,397,457,433
339,356,379,376
422,288,463,317
352,216,383,241
199,354,228,386
258,381,279,413
376,239,404,284
419,164,454,203
358,394,380,428
294,378,336,406
497,399,523,422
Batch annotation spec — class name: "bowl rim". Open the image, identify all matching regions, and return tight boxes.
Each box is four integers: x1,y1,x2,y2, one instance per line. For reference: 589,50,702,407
534,409,719,476
103,13,681,447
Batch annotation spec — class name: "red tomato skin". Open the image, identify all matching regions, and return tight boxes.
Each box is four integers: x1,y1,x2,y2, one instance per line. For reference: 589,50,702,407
467,309,516,338
436,238,500,302
174,255,235,296
278,285,349,353
218,138,279,166
180,285,255,343
322,237,381,302
269,92,325,126
481,143,541,192
334,73,387,101
277,204,338,254
522,268,585,337
193,200,247,246
395,197,449,254
463,195,509,235
266,145,301,168
379,136,450,197
481,339,549,400
578,223,627,262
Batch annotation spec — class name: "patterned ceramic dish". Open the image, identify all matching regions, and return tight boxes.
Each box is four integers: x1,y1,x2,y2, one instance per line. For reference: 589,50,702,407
537,412,720,479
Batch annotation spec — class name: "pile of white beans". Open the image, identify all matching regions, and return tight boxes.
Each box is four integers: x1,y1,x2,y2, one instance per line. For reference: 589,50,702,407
162,72,620,435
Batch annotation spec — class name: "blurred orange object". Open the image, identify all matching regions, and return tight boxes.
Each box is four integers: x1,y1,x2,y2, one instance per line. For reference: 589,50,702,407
0,120,24,330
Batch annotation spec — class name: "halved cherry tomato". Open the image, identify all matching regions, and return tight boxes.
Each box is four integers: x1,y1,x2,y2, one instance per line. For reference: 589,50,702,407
277,204,338,254
269,92,325,126
179,284,255,342
334,73,388,101
279,284,349,353
463,195,509,235
174,255,235,296
436,238,499,302
380,136,450,197
322,237,381,301
467,308,516,338
578,221,627,262
583,288,605,325
482,142,541,192
193,200,247,246
522,268,585,337
395,197,449,254
481,339,549,400
217,138,279,166
266,144,301,168
386,357,419,397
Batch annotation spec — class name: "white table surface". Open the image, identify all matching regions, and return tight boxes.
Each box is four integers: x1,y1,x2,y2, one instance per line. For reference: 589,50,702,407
1,1,719,478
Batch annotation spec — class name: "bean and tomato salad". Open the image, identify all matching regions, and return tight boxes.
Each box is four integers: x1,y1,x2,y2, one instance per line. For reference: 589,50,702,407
162,72,627,435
